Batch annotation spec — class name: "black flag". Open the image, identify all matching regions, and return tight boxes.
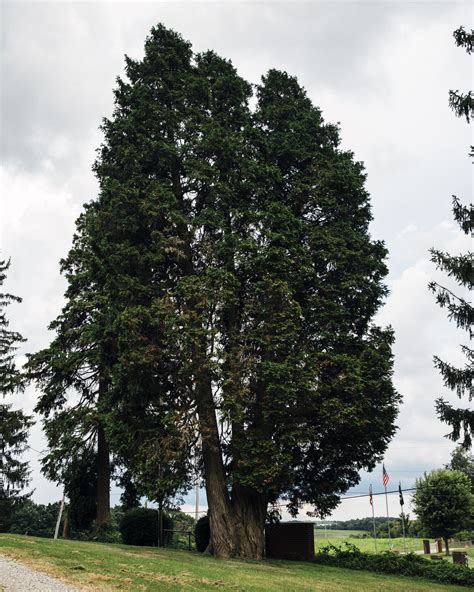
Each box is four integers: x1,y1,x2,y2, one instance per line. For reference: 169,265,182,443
398,482,404,506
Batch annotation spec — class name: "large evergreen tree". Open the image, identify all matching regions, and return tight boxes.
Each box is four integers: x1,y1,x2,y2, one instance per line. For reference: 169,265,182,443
73,25,400,559
0,259,32,532
429,26,473,448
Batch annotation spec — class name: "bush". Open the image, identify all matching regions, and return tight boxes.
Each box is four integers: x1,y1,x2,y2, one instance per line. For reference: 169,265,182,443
314,543,474,588
119,508,173,546
194,515,210,552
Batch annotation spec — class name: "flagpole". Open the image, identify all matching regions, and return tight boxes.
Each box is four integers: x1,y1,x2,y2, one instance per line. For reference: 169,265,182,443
399,481,407,553
370,484,378,553
384,482,391,541
382,464,391,543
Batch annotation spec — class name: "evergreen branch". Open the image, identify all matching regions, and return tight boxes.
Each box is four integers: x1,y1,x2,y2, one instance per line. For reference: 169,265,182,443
453,26,474,54
433,355,473,399
429,248,473,288
436,398,474,449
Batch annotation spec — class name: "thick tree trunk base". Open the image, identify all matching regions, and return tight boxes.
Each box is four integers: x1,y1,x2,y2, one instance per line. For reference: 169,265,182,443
208,487,267,560
232,488,267,560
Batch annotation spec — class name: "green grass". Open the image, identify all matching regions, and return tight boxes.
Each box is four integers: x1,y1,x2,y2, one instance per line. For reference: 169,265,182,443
313,530,474,566
314,531,425,554
0,534,468,591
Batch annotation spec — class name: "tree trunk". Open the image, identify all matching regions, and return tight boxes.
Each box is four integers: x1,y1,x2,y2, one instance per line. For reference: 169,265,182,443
170,159,263,560
96,421,110,527
444,537,450,555
232,486,268,559
158,499,164,547
196,370,236,559
62,509,70,539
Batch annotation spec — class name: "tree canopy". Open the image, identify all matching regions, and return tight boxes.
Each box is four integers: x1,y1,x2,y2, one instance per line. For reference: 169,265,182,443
412,469,474,554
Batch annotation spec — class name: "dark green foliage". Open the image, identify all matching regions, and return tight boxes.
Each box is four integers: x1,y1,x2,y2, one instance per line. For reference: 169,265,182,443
43,24,400,557
447,446,474,492
0,259,32,532
64,450,98,532
449,27,474,122
0,259,26,395
0,405,31,511
429,27,473,448
85,23,399,522
315,543,474,587
194,515,210,552
376,519,403,538
119,507,172,546
8,500,61,538
412,469,474,552
91,507,123,543
26,200,115,528
407,519,425,538
118,471,141,511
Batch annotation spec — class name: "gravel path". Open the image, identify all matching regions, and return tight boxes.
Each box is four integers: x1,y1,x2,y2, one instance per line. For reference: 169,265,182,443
0,554,79,591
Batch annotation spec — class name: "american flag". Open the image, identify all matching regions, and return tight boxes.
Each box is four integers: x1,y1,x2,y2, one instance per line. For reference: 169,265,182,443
369,484,373,506
382,464,390,487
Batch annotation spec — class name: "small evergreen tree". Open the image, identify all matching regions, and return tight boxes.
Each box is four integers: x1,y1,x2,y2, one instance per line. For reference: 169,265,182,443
0,259,32,532
429,26,473,448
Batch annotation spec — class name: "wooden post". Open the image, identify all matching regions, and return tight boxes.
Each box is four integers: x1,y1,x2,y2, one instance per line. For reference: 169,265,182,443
54,495,65,540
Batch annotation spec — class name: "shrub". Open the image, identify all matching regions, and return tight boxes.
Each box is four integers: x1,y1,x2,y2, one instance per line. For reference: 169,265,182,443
314,543,474,587
194,515,210,552
119,508,173,546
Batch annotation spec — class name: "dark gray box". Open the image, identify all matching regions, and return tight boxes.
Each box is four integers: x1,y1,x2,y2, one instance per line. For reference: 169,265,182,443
265,522,315,561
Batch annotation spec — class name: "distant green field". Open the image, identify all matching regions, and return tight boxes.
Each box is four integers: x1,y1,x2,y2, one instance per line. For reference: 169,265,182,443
0,534,468,591
313,530,474,565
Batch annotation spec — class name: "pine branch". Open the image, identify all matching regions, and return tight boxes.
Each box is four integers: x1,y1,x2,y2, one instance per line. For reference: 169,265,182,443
449,90,474,122
428,281,473,334
434,355,473,399
429,248,473,288
436,397,474,449
453,26,474,54
452,196,473,234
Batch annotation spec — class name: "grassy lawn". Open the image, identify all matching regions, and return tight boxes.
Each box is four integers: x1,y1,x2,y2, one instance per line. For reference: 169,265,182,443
314,530,474,565
314,531,425,554
0,534,468,591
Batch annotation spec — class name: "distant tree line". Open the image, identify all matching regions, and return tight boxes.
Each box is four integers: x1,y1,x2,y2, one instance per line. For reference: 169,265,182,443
316,517,397,532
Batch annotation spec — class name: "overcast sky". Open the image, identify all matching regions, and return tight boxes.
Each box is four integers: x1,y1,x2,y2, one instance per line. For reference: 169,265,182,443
1,0,472,521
